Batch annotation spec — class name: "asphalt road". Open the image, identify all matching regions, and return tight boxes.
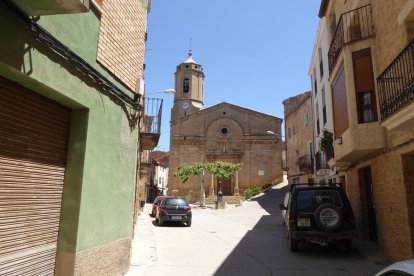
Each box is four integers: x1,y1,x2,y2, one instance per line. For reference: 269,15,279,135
126,184,389,276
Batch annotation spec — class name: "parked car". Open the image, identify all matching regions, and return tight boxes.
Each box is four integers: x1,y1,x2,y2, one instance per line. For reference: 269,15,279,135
279,183,355,253
374,259,414,275
281,191,290,226
150,195,165,217
156,196,192,227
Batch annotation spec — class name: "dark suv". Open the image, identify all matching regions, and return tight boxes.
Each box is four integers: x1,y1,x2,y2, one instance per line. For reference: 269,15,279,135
156,196,192,227
279,183,355,252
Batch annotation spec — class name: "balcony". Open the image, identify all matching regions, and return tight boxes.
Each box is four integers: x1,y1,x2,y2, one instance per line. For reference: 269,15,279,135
298,155,314,174
9,0,89,15
331,123,386,166
377,38,414,130
140,97,163,150
315,151,331,176
328,5,374,74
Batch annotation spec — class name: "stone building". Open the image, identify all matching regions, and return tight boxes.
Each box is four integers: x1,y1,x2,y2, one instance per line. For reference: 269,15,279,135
318,0,414,261
283,91,314,184
168,51,283,202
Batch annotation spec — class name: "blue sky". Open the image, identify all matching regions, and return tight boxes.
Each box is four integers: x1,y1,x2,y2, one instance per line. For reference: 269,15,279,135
144,1,321,151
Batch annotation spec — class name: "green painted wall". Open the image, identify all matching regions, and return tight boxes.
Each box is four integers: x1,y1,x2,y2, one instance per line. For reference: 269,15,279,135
0,5,138,252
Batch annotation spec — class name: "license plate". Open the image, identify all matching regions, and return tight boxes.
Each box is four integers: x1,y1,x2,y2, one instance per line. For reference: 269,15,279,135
171,215,182,220
297,218,310,227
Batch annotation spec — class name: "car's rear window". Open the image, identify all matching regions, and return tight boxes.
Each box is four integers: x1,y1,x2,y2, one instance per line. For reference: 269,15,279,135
164,198,188,206
154,197,163,204
297,190,342,212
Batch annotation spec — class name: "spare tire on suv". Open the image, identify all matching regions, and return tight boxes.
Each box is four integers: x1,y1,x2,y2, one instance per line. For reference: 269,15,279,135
314,203,343,231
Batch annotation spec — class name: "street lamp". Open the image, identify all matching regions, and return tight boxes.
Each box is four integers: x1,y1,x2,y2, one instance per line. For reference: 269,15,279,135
145,89,175,95
266,130,279,137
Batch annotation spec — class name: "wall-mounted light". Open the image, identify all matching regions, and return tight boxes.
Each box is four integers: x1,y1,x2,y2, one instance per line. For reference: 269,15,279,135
266,130,279,144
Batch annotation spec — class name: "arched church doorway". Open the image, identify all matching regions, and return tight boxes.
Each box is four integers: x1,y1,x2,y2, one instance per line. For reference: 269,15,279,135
220,177,233,195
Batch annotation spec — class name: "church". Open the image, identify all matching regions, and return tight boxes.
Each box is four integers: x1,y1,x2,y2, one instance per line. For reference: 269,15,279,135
168,51,283,203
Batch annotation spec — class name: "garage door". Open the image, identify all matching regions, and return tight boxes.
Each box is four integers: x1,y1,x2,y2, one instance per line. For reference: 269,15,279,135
0,77,71,275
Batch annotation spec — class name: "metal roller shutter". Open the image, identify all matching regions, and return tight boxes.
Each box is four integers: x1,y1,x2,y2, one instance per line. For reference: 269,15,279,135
0,77,70,275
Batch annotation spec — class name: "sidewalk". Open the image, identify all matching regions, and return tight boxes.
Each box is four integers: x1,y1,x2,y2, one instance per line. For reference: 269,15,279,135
125,204,157,275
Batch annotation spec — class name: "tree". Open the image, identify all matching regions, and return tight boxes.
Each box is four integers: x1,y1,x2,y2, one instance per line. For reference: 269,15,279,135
173,161,242,207
319,129,334,159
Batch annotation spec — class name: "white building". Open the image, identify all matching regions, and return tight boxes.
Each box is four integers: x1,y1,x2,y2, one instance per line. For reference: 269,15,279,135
153,154,169,196
308,15,339,184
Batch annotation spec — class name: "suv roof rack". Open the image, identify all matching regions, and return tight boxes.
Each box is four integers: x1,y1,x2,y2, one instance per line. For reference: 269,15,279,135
289,182,343,191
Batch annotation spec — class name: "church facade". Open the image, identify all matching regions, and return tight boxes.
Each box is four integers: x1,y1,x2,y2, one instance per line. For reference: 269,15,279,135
168,51,283,202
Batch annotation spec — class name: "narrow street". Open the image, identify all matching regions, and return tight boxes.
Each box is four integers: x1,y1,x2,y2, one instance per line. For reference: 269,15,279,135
126,184,390,276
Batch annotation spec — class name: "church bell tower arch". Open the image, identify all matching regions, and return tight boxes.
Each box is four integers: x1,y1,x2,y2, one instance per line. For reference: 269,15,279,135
171,50,205,121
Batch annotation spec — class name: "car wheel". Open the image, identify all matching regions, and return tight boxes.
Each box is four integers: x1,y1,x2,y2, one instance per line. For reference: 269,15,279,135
289,234,299,252
186,220,192,227
314,204,343,231
341,239,352,253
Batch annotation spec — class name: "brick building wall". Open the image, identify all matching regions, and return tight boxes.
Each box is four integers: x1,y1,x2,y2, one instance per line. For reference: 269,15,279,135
320,0,414,261
97,0,149,91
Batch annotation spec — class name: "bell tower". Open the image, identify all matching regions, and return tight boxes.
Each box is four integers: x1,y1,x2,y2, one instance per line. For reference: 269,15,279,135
171,50,205,121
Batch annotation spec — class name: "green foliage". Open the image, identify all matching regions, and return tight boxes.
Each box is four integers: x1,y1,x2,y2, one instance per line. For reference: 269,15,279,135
244,185,262,199
319,129,333,154
173,161,242,184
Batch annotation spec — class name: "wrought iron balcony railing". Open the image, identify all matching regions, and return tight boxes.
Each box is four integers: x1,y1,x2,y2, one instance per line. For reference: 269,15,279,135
140,97,163,150
315,151,329,170
328,5,374,74
298,155,314,173
142,97,163,134
377,38,414,121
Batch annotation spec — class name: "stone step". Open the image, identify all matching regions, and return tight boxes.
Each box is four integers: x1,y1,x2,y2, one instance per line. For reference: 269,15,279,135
200,195,243,205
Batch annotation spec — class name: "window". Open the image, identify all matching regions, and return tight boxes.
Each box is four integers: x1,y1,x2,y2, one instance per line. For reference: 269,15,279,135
352,49,378,124
313,68,317,96
293,126,296,135
288,128,291,138
183,78,189,93
322,87,327,125
304,113,309,127
358,91,377,123
296,150,300,167
316,102,320,136
297,190,342,212
332,64,349,138
331,15,337,39
318,48,324,78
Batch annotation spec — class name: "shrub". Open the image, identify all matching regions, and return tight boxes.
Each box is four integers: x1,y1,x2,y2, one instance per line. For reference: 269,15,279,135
244,185,262,199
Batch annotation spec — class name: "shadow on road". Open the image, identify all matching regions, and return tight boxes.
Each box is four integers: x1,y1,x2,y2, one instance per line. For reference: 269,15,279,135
212,185,385,276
